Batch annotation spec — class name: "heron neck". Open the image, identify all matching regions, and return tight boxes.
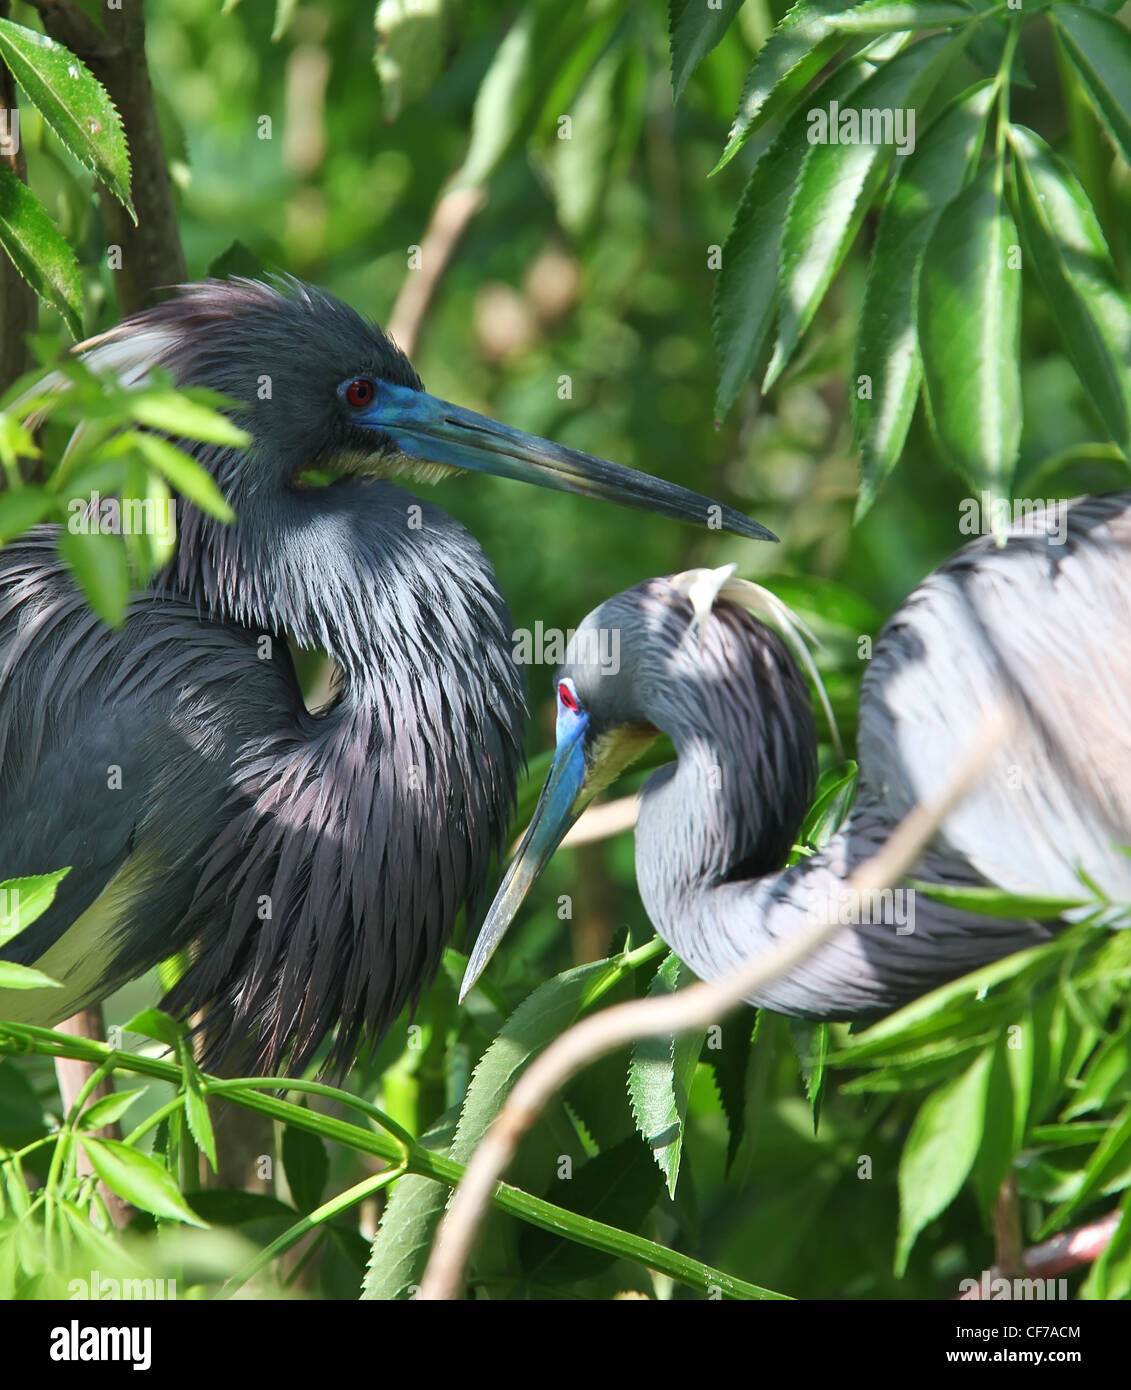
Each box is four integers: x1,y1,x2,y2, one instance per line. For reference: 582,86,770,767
633,656,817,971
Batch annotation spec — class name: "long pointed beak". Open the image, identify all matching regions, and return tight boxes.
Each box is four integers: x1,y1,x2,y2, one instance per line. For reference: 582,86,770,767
357,382,777,542
460,718,591,1001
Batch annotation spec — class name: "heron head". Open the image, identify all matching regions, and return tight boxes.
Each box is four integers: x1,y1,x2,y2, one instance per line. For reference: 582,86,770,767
77,277,777,540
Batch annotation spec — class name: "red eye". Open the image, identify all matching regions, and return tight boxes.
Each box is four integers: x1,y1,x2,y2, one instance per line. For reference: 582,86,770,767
345,378,375,408
558,681,579,713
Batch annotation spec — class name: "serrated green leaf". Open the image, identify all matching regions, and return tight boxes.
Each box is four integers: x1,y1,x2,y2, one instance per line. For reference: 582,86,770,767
714,0,846,172
0,868,69,946
1051,4,1131,172
82,1137,208,1226
0,168,81,337
896,1047,991,1272
0,19,131,214
183,1079,217,1173
854,82,994,514
767,32,966,390
1010,125,1131,451
362,1113,457,1300
81,1087,147,1131
56,528,129,626
628,953,705,1196
669,0,744,101
703,1016,755,1172
919,163,1021,493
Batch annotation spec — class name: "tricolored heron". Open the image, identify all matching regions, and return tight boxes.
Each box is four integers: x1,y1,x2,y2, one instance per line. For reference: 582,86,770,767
0,277,774,1072
462,494,1131,1015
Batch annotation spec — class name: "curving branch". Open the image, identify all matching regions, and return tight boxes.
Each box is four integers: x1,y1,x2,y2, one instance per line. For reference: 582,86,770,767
417,711,1012,1299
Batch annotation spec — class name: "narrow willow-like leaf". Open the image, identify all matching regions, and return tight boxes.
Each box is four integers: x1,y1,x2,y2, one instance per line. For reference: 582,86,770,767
767,32,966,390
668,0,744,102
714,0,846,173
909,880,1090,919
628,953,705,1196
1010,125,1131,451
130,432,236,521
972,1035,1016,1217
896,1047,992,1272
919,164,1021,494
714,56,876,416
1051,4,1131,172
0,18,132,214
827,0,972,33
0,169,81,337
854,82,994,514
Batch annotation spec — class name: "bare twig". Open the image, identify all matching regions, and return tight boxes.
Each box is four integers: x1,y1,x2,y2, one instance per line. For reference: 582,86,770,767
958,1208,1121,1298
386,185,485,357
418,712,1011,1299
560,794,638,849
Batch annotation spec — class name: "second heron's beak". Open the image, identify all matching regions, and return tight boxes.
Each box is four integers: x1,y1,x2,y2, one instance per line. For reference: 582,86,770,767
354,382,777,543
460,702,594,1001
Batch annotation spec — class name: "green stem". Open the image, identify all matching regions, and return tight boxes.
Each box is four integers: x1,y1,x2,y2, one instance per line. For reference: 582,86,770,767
0,1021,785,1300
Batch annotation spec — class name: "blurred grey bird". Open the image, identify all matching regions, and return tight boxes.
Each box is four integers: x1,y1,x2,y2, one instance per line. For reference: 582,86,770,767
0,277,776,1072
462,493,1131,1017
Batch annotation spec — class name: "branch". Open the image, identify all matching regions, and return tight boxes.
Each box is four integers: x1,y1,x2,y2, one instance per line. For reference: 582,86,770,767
958,1208,1121,1298
32,0,186,311
386,184,485,357
417,711,1012,1299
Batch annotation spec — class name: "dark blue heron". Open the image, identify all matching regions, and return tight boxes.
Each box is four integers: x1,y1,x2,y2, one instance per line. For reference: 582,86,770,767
0,277,775,1072
462,493,1131,1015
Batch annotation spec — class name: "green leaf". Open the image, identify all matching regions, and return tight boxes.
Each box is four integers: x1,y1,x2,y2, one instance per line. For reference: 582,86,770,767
669,0,744,101
545,38,624,236
82,1137,208,1226
714,55,876,416
182,1075,217,1173
702,1016,755,1172
1081,1189,1131,1299
81,1087,147,1131
919,163,1022,494
972,1035,1016,1216
628,953,705,1196
0,19,132,215
0,486,54,544
767,32,966,390
0,869,70,947
282,1123,329,1214
1042,1101,1131,1230
56,528,129,627
796,761,858,855
1005,1012,1034,1152
1010,125,1131,451
909,881,1090,919
0,961,60,990
518,1137,664,1285
272,0,300,43
123,1007,185,1048
128,433,235,521
713,0,846,172
363,1113,456,1301
826,1,972,32
206,239,265,281
374,0,446,121
0,168,82,338
788,1018,830,1128
1063,1030,1131,1118
1051,4,1131,172
453,9,540,188
854,82,995,514
896,1048,992,1272
128,391,250,449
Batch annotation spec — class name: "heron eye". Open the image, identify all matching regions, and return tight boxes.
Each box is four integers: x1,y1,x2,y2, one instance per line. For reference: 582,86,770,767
557,680,580,713
344,377,375,408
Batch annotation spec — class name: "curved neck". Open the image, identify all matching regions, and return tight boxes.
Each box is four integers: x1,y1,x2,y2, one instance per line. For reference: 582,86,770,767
633,627,817,972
